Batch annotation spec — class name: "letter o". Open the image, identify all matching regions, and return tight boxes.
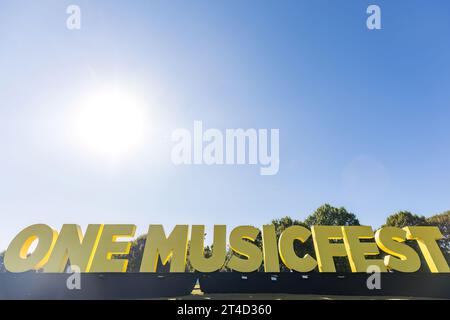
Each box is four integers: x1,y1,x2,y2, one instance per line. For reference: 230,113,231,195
4,224,58,272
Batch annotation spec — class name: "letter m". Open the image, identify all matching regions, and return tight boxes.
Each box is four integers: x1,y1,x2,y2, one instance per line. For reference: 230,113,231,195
140,225,189,272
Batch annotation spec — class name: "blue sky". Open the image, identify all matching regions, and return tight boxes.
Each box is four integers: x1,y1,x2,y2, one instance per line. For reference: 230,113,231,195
1,0,450,249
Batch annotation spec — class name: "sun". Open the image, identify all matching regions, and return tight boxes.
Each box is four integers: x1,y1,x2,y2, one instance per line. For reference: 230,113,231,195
73,89,148,160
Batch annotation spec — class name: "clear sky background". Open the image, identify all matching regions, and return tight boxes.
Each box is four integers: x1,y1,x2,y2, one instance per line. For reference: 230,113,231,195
1,0,450,250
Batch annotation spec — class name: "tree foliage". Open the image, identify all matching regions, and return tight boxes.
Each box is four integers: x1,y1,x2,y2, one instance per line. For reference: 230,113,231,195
0,251,5,272
384,211,428,228
125,236,147,272
304,204,360,227
427,211,450,261
383,210,450,271
267,216,311,272
303,204,360,272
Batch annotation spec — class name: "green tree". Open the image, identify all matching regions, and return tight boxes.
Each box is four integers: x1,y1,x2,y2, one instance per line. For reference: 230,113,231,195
427,211,450,262
384,211,430,272
125,235,147,272
384,211,428,228
271,217,306,235
186,241,213,272
304,204,360,273
268,216,311,272
304,204,360,227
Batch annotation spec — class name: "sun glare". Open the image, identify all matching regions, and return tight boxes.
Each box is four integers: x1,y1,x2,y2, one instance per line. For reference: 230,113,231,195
73,89,147,160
